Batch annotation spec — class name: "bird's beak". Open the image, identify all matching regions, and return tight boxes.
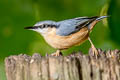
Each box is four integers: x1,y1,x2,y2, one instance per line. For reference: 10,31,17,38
24,26,39,29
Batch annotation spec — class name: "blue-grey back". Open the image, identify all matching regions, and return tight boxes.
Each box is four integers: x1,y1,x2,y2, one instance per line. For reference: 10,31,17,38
56,17,94,36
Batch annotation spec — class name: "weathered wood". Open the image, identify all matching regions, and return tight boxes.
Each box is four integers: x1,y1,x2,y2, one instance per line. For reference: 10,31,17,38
5,49,120,80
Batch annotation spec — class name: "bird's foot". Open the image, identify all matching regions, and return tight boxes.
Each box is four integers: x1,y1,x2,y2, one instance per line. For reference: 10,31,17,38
51,50,63,56
88,37,99,58
91,45,99,58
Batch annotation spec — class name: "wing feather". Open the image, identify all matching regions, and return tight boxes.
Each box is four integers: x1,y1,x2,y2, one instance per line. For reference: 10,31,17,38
56,16,98,36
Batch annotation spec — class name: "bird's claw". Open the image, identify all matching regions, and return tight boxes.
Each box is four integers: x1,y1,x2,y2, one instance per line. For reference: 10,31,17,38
92,47,99,58
51,50,63,56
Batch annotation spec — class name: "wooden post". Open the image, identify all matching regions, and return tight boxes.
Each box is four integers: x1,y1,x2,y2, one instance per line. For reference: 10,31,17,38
5,49,120,80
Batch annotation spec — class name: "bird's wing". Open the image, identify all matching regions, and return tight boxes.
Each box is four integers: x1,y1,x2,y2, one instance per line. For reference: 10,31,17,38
56,16,98,36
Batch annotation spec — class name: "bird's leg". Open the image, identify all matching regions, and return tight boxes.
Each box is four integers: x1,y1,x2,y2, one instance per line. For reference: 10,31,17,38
51,50,62,56
88,37,98,57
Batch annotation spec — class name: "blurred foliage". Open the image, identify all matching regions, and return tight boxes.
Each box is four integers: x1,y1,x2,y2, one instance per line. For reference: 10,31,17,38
0,0,120,79
108,0,120,45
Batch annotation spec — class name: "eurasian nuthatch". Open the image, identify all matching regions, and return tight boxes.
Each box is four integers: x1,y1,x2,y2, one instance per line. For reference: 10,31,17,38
25,16,108,56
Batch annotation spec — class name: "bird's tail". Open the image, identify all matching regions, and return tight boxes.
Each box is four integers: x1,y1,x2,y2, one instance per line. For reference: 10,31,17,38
88,16,109,30
96,16,109,21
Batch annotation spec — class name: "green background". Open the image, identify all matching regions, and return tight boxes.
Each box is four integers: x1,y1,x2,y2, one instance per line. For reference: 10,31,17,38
0,0,120,79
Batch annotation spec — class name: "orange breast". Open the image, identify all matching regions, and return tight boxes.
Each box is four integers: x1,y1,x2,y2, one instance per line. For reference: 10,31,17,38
43,27,89,50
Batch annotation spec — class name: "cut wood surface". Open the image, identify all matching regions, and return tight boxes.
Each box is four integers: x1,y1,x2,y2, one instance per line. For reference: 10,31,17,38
5,48,120,80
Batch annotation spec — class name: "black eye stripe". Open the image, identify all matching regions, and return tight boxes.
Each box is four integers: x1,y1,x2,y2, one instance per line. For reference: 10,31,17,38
38,25,42,28
37,24,56,29
47,25,50,27
43,24,46,28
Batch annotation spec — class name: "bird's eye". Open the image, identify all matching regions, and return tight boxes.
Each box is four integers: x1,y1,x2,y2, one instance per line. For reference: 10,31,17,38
43,24,46,28
39,24,46,28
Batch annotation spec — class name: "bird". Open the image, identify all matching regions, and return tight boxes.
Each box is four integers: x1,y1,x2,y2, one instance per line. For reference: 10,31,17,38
24,16,108,57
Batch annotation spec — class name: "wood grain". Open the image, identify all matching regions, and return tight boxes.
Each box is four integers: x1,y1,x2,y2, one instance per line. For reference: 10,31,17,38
5,49,120,80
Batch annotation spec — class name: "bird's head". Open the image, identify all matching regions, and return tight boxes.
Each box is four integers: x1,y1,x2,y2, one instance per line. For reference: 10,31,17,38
25,21,57,35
